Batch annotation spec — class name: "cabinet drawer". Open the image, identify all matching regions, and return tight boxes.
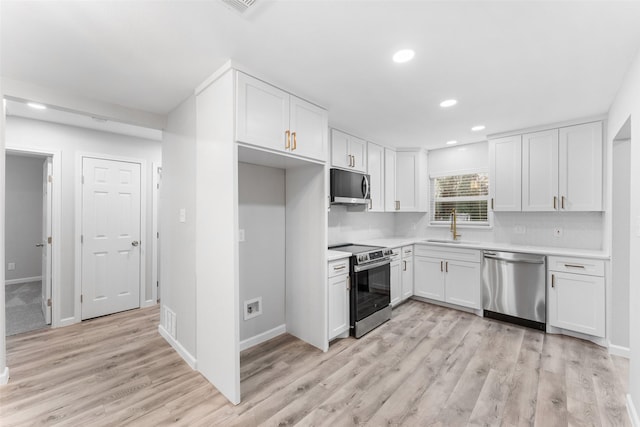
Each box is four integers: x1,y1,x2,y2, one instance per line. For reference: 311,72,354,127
548,256,604,276
415,245,481,263
402,245,413,257
328,258,350,278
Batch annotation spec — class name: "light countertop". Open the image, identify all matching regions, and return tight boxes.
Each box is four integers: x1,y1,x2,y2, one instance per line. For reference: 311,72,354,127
327,249,352,261
327,237,609,261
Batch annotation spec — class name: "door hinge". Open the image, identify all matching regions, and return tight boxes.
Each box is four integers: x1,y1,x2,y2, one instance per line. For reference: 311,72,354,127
47,298,52,307
80,294,83,303
157,183,160,189
157,232,159,239
47,236,52,244
81,235,84,244
81,176,85,184
48,175,52,183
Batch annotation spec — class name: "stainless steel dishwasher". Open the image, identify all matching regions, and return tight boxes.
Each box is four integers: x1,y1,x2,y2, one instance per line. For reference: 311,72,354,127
482,251,546,330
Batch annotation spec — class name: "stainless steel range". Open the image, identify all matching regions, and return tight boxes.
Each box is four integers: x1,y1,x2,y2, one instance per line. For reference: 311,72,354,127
329,244,392,338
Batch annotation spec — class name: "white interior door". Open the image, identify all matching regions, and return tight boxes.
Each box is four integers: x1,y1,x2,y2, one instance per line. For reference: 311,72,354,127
81,157,141,320
41,157,52,324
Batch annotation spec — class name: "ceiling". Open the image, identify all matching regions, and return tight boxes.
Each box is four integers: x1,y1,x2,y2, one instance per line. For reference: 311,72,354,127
3,1,640,149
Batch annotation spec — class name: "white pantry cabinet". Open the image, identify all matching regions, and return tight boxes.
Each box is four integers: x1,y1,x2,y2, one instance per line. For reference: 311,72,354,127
327,257,350,340
389,248,402,307
548,256,605,337
401,246,414,301
367,142,385,211
384,149,428,212
489,135,522,211
236,72,328,162
331,129,367,172
413,245,481,310
521,122,602,211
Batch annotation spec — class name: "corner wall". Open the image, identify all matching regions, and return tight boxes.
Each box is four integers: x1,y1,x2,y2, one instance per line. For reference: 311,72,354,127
607,47,640,425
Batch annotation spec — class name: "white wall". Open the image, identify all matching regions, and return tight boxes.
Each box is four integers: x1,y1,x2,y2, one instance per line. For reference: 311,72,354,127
238,162,285,342
5,154,44,282
5,116,161,322
159,95,197,357
607,47,640,423
328,206,396,246
1,84,8,383
612,139,631,351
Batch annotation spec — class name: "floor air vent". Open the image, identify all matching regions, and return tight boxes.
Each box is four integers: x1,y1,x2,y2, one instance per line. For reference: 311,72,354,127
221,0,258,15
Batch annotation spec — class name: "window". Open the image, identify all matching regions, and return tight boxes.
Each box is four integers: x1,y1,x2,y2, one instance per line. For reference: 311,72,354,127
430,172,489,225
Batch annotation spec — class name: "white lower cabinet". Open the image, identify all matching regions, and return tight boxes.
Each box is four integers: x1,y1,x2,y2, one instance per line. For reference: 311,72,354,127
414,245,481,310
328,258,350,340
548,256,605,337
389,248,402,307
401,246,414,300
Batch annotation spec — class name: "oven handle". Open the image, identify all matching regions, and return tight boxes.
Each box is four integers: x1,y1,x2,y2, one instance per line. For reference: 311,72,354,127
353,258,391,272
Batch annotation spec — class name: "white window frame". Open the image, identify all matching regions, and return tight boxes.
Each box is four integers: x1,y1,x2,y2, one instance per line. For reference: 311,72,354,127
429,168,492,228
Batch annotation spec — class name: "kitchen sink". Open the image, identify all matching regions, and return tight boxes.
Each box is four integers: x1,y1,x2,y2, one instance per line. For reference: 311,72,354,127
423,238,477,245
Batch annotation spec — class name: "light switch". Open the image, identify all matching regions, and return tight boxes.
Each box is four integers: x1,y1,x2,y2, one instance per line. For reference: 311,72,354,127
179,208,186,223
8,262,15,271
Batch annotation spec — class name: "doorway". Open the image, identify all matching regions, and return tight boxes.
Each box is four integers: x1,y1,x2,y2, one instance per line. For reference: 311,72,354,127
4,152,52,335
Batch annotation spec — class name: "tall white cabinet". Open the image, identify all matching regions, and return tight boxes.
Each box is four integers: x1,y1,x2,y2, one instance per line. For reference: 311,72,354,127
194,64,328,405
367,142,385,211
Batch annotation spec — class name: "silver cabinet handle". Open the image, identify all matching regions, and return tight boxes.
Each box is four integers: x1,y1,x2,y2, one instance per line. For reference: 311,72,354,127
36,243,45,247
131,241,140,247
564,263,585,269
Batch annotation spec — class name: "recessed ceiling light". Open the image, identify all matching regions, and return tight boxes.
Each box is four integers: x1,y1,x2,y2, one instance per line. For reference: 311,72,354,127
393,49,415,63
446,140,458,145
27,102,47,110
471,125,486,132
440,99,457,108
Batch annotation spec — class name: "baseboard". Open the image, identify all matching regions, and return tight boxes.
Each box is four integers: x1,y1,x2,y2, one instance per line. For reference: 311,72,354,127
0,367,9,385
239,324,286,351
628,394,640,427
58,316,78,328
141,299,158,308
5,276,43,286
609,343,631,359
158,324,197,370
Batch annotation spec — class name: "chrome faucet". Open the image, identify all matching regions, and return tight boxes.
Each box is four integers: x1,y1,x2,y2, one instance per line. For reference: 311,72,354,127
450,208,461,241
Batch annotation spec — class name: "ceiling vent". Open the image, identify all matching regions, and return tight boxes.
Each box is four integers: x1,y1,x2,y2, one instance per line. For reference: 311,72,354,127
221,0,258,15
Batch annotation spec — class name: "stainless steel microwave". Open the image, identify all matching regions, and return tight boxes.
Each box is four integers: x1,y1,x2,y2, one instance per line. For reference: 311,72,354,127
330,168,370,205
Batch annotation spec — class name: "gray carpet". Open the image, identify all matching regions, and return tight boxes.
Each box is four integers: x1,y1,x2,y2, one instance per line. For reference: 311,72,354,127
5,281,48,336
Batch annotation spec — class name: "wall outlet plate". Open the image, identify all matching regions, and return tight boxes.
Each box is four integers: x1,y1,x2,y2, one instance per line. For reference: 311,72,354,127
514,225,526,234
7,262,15,271
244,297,262,320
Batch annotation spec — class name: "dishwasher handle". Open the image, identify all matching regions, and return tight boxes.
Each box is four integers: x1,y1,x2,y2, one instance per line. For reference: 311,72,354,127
483,252,545,264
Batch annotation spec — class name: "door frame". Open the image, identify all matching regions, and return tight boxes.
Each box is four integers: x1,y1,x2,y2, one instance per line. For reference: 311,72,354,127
74,152,147,322
5,145,62,327
150,162,161,306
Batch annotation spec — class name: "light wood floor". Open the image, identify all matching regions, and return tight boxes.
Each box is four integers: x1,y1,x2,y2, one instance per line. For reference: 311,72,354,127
0,300,630,426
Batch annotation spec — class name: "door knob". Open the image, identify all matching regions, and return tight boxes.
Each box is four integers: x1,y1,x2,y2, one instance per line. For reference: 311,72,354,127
131,241,140,247
36,243,44,247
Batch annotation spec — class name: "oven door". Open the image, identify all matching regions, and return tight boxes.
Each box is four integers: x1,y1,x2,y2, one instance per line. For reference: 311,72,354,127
351,260,391,324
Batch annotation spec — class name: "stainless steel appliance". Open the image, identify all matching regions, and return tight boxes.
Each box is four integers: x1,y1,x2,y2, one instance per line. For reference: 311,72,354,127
330,169,370,205
329,244,392,337
482,251,546,330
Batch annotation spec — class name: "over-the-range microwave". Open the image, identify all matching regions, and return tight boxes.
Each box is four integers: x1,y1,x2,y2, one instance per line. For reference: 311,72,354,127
330,168,370,205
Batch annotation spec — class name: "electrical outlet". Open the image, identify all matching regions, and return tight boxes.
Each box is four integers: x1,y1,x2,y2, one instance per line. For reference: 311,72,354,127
244,297,262,320
179,208,186,223
7,262,15,271
554,227,563,238
239,229,245,242
514,225,526,234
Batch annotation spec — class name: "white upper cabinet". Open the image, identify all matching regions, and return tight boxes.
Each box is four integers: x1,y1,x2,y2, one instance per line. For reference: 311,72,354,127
330,129,367,172
559,122,603,211
385,149,427,212
367,142,385,211
384,148,397,211
492,121,603,213
522,129,559,211
236,72,327,162
489,135,522,211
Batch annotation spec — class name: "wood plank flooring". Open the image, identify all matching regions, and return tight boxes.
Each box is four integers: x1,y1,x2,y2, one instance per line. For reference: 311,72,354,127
0,300,631,426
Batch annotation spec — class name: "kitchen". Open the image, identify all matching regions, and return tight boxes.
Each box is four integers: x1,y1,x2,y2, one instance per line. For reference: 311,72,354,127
2,1,640,425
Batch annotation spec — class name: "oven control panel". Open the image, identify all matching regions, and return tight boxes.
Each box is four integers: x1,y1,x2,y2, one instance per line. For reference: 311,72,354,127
356,249,392,264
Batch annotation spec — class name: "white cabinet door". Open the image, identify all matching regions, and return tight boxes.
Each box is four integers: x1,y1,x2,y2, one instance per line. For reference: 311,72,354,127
390,258,402,307
522,129,559,211
349,136,367,173
489,135,522,211
236,72,290,152
330,129,350,169
384,148,397,211
548,271,605,337
328,273,350,339
396,151,419,211
367,142,385,211
290,96,328,162
444,260,481,309
414,257,445,301
559,122,603,211
401,246,414,300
